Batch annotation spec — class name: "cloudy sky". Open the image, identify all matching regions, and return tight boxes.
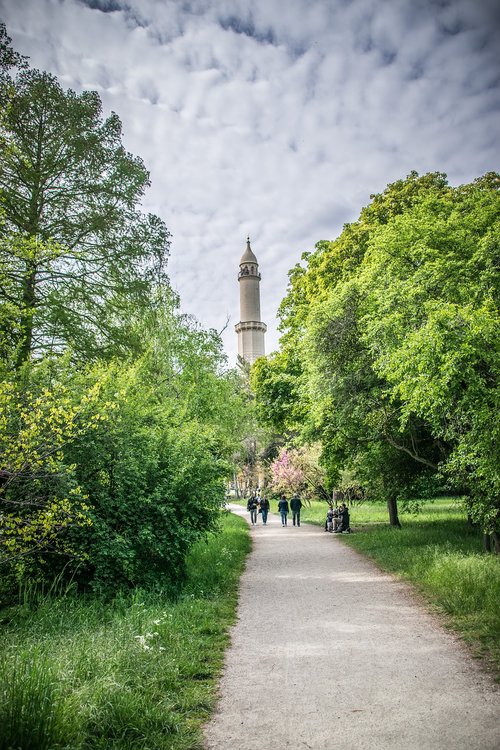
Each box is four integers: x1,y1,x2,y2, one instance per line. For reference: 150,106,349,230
1,0,499,363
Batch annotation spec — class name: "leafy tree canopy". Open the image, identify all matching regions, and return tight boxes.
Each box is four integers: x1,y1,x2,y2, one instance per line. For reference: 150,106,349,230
0,67,170,366
253,171,499,537
0,30,254,594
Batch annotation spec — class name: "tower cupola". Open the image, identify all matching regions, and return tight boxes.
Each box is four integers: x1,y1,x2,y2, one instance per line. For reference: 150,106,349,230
240,236,258,264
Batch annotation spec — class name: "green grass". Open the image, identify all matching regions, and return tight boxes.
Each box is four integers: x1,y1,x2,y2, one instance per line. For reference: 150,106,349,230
0,512,250,750
300,496,469,526
310,497,500,678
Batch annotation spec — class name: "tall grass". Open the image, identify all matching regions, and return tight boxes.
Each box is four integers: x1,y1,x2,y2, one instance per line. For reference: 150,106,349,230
0,647,76,750
0,512,250,750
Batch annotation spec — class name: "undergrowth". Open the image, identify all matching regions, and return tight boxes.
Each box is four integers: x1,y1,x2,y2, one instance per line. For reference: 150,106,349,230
0,511,250,750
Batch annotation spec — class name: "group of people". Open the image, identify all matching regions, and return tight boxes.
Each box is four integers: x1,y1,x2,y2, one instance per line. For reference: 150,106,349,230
246,493,352,533
246,493,270,525
277,494,303,526
246,493,303,527
325,503,351,534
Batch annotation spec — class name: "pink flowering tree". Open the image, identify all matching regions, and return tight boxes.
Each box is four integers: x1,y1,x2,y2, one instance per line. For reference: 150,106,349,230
269,448,305,495
268,445,330,501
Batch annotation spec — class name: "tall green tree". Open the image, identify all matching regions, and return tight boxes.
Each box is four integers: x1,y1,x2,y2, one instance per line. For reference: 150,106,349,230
253,172,498,538
0,68,170,366
304,279,441,526
357,175,500,544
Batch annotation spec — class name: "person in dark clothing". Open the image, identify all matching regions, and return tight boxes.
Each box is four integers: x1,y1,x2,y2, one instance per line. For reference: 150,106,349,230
247,495,258,525
334,503,351,533
259,495,270,525
290,494,303,527
277,495,289,526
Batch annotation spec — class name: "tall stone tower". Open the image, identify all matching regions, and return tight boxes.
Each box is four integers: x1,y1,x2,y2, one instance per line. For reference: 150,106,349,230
235,237,267,364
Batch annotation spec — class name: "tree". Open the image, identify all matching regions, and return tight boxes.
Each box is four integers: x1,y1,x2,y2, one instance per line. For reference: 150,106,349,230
250,349,307,435
304,280,441,527
0,68,170,366
254,172,497,534
268,444,329,501
0,23,27,74
357,176,500,544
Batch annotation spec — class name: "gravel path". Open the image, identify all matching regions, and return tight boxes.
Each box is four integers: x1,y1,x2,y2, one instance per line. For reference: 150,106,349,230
204,504,499,750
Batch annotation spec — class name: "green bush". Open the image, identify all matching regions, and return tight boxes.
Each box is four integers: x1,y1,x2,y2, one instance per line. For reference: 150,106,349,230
0,513,250,750
1,316,248,597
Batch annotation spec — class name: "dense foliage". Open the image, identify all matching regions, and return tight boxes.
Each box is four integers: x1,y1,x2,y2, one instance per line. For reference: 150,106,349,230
252,171,500,543
0,27,249,595
0,513,250,750
0,63,170,366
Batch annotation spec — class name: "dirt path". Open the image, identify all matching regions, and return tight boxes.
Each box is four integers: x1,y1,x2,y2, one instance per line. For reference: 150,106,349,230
204,505,499,750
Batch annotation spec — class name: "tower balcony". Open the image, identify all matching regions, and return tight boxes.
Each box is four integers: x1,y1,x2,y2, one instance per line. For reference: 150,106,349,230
234,320,267,333
238,269,261,280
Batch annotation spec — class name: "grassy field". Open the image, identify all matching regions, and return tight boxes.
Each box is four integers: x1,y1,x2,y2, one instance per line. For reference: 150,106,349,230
0,512,250,750
305,497,500,678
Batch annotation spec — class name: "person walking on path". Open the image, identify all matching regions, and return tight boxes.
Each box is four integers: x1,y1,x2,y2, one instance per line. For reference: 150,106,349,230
247,494,258,525
259,495,270,525
277,495,289,526
290,493,302,526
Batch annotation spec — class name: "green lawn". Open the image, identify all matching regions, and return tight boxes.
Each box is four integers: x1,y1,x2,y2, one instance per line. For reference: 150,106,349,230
0,512,250,750
300,496,468,526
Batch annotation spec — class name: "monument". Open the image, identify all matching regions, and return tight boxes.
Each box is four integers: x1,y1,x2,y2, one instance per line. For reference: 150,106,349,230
235,237,267,365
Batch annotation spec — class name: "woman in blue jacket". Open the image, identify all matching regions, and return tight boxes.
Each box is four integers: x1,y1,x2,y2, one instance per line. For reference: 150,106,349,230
277,495,289,526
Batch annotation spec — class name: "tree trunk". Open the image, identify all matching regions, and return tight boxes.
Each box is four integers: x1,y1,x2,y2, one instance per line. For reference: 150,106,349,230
387,497,401,528
16,263,37,368
16,121,44,368
491,531,500,555
483,533,492,553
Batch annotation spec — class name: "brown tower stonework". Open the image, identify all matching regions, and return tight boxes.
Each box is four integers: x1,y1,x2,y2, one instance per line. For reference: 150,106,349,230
235,237,266,364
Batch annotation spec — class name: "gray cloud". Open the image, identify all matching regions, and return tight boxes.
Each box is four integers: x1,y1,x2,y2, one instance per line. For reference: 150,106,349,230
1,0,499,362
77,0,122,12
